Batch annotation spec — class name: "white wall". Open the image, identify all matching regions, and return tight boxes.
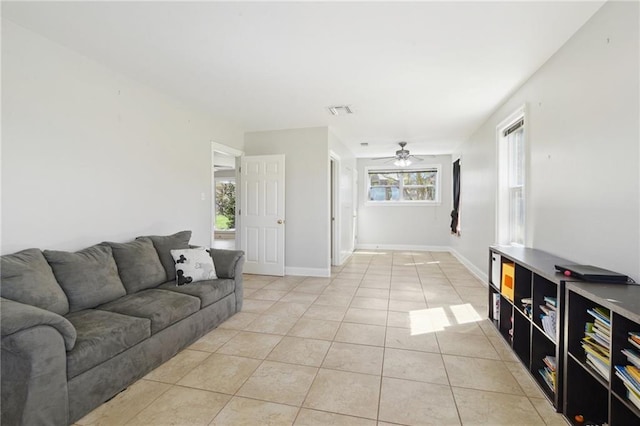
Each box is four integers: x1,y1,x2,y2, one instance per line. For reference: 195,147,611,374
357,155,453,250
244,127,330,275
451,1,640,282
328,129,357,264
1,20,244,254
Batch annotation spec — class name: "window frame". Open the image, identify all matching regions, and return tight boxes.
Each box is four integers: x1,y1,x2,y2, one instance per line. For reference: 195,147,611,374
364,164,442,206
496,106,527,246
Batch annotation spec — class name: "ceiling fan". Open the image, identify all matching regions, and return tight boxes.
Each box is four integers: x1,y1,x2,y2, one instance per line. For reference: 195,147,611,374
372,142,424,167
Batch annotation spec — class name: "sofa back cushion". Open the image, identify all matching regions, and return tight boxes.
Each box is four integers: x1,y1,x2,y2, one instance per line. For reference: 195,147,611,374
139,231,191,282
43,245,126,312
103,238,166,294
0,248,70,315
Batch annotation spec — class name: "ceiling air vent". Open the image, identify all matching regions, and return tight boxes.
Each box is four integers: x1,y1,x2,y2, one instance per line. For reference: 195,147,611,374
327,105,353,116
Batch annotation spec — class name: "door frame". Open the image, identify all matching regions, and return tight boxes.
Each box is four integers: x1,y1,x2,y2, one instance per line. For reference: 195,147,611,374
330,151,341,267
211,141,244,249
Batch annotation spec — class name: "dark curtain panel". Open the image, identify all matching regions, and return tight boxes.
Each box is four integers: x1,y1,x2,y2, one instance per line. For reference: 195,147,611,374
450,159,461,234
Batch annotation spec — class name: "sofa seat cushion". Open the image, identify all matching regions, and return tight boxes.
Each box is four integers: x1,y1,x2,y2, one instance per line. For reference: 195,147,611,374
97,289,200,334
65,309,151,379
158,279,235,308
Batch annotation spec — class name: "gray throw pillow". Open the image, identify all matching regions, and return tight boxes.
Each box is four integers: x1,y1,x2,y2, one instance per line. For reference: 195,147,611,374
103,238,166,294
43,245,126,312
138,231,192,282
1,248,70,315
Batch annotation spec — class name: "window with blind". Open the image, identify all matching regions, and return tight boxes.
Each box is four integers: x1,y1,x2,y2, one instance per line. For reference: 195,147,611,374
498,110,526,246
366,166,441,204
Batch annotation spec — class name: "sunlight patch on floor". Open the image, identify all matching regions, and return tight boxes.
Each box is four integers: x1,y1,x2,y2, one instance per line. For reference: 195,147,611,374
409,307,449,335
450,303,483,325
409,303,483,336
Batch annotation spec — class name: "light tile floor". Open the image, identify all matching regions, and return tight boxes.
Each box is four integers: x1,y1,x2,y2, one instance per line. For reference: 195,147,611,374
76,250,568,425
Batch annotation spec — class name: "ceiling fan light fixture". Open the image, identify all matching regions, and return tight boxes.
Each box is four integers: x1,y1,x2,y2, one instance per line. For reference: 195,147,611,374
394,158,411,167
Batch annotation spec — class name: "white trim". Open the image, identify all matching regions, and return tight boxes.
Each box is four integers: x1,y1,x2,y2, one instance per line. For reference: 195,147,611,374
285,266,331,278
329,151,341,267
211,142,243,158
495,104,527,246
449,248,489,284
355,243,450,252
354,244,488,284
339,249,353,265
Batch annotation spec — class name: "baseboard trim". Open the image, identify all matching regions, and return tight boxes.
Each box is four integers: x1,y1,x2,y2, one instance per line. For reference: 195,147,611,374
355,244,450,252
353,244,488,284
285,266,331,278
337,250,354,266
449,248,488,284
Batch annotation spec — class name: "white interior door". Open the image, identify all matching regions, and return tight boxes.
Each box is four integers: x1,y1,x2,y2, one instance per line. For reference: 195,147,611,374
240,155,285,276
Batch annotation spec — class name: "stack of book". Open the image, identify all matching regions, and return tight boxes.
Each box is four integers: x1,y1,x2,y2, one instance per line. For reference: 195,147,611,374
582,307,611,381
521,297,532,319
538,355,557,392
539,296,557,341
616,332,640,410
508,315,513,343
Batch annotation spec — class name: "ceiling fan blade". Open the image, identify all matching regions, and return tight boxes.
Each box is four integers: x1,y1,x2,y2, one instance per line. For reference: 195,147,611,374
408,155,424,161
371,156,395,160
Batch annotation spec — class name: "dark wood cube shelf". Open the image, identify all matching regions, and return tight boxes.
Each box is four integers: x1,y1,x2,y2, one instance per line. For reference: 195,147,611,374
488,246,640,425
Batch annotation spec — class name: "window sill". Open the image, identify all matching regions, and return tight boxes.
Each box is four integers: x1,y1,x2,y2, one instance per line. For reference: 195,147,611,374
365,201,442,207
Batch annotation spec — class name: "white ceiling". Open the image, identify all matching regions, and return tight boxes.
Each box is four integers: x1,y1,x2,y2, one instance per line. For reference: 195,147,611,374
2,1,605,157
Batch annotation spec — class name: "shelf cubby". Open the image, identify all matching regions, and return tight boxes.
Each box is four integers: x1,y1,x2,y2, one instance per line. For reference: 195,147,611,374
565,354,609,425
488,246,569,412
564,282,640,425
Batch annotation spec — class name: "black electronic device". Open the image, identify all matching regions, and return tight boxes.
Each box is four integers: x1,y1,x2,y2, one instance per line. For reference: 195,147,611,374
554,264,630,284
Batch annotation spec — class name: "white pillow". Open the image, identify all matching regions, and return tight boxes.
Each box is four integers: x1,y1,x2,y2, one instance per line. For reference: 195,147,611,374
170,248,217,286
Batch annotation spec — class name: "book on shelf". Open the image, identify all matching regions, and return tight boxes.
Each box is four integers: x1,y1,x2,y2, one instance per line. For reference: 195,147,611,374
539,304,555,315
624,382,640,411
614,365,640,394
622,348,640,369
539,309,557,341
543,296,557,308
593,319,611,337
629,332,640,350
582,339,610,364
586,307,611,326
492,293,500,320
585,331,610,349
520,298,532,318
586,353,610,380
538,367,556,391
626,365,640,383
543,355,557,372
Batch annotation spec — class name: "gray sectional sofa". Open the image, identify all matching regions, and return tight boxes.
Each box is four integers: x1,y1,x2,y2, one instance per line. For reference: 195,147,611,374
0,231,245,426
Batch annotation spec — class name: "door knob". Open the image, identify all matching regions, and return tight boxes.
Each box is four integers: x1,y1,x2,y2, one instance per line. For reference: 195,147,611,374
277,220,283,224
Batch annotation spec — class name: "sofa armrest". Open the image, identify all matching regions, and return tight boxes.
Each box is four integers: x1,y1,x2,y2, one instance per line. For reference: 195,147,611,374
208,249,245,279
2,299,71,425
1,297,76,351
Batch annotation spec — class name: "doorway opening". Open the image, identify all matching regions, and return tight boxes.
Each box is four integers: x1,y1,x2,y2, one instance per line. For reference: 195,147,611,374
211,142,243,250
